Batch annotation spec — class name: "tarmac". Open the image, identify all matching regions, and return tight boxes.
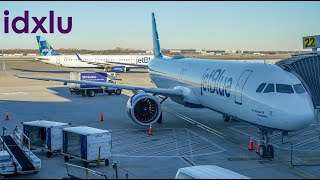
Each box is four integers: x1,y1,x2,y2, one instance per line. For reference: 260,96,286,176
1,59,320,179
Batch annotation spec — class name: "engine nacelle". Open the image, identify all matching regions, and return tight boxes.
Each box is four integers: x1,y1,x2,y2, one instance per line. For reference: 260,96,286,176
126,93,162,126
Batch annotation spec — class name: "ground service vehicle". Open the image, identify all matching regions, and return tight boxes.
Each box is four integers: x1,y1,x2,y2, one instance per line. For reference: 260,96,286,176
69,71,122,97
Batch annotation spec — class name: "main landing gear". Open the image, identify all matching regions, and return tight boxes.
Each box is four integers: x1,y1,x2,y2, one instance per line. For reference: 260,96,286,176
258,128,274,158
223,115,231,122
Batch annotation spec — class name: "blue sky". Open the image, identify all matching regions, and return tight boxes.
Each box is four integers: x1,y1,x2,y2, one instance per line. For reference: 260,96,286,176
1,1,320,51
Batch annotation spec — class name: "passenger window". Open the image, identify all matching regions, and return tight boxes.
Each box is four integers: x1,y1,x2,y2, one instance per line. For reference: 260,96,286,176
276,84,294,94
263,83,274,93
293,84,306,94
256,83,267,93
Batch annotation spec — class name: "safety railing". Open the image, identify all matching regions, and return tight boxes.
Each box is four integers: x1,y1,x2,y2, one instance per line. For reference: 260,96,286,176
65,163,108,179
13,126,30,157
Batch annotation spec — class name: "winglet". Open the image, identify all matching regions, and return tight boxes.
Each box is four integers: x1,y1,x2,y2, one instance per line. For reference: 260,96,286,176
152,13,163,59
75,53,85,62
76,53,83,61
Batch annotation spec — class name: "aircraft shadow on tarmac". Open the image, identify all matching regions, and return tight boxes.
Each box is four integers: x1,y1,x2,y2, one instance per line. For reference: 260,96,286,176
0,87,131,129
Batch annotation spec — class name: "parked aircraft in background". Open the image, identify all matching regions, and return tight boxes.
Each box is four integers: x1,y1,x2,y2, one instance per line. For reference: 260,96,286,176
12,13,314,159
35,36,153,71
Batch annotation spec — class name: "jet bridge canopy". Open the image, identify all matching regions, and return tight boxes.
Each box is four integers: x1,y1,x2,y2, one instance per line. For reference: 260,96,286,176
276,52,320,108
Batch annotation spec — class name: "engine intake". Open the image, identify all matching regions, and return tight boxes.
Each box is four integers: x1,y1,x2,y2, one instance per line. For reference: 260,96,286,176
126,93,162,126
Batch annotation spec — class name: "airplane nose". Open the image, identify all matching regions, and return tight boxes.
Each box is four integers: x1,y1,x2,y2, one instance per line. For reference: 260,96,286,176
288,105,314,131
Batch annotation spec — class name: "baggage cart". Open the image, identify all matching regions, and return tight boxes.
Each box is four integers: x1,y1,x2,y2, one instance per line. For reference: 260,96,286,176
22,120,71,158
62,126,111,167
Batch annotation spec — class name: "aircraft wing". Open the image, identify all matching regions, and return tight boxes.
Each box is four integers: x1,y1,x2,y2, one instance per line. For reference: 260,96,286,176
13,74,183,98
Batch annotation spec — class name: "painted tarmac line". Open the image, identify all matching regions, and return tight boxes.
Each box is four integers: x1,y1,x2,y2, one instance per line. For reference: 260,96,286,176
164,106,245,149
273,129,318,145
113,132,192,150
0,92,28,95
143,140,208,156
229,126,320,151
112,130,186,146
292,136,320,148
113,135,201,154
180,156,196,166
163,108,319,179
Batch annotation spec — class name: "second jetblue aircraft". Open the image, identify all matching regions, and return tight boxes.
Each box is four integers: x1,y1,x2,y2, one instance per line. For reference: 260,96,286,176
35,36,153,70
13,13,314,158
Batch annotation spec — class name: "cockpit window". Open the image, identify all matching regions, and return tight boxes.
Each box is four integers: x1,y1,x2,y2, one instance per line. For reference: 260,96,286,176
256,83,267,93
276,84,294,94
293,84,306,94
263,83,275,93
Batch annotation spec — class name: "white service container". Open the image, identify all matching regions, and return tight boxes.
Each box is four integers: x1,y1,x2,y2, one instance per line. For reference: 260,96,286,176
62,126,111,162
22,120,71,152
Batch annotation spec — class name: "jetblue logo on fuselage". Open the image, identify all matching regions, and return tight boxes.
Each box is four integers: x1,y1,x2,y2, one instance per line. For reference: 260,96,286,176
201,68,233,97
137,57,150,64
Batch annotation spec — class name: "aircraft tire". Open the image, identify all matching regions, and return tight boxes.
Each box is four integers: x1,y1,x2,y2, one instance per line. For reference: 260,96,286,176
259,145,267,158
267,145,274,158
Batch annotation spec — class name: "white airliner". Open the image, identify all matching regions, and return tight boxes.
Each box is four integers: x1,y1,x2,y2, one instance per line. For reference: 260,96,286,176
11,13,314,158
35,36,153,70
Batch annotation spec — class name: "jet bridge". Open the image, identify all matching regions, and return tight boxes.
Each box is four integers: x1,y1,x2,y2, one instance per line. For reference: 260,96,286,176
275,52,320,109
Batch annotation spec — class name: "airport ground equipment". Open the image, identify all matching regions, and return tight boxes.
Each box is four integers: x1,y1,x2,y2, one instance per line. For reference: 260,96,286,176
69,71,122,97
62,126,112,168
0,126,41,176
104,66,127,73
64,163,108,179
22,120,71,158
175,165,250,179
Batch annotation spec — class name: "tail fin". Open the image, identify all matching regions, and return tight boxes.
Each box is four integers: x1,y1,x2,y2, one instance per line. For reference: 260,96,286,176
152,13,163,59
36,36,59,56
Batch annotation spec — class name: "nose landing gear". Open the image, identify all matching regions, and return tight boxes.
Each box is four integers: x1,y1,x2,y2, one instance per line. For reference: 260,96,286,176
258,128,274,158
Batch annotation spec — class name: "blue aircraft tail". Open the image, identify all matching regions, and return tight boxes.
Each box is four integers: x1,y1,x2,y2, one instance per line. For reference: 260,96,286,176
36,36,59,56
152,13,163,59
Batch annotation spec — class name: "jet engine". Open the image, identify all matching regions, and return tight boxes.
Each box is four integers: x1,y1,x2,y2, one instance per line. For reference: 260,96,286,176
126,93,162,126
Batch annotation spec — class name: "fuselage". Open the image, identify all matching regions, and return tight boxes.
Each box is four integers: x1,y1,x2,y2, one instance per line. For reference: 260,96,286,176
35,55,153,68
149,57,315,132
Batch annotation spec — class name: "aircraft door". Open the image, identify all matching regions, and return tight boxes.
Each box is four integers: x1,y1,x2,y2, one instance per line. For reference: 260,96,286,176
95,57,99,63
131,57,135,64
56,57,61,65
235,70,252,104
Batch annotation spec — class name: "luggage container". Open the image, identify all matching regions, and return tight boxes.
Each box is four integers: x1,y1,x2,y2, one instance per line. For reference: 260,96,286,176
22,120,71,158
62,126,111,167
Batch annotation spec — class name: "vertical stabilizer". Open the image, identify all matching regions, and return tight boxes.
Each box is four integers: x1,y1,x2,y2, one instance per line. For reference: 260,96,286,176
36,36,59,56
152,13,163,59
